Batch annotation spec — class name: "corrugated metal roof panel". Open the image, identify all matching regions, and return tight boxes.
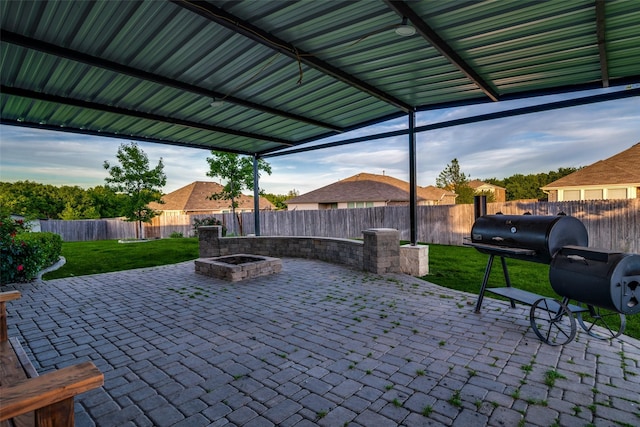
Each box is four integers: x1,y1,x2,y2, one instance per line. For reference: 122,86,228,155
1,0,638,154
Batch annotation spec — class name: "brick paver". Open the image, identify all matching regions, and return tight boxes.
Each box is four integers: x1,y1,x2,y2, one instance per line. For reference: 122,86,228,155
4,258,640,426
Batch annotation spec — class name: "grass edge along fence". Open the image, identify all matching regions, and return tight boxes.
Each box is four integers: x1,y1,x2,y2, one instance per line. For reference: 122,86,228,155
40,199,639,253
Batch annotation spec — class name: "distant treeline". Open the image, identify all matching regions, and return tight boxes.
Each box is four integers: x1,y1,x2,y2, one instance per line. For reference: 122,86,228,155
0,180,298,220
1,168,578,219
0,181,128,219
484,167,579,201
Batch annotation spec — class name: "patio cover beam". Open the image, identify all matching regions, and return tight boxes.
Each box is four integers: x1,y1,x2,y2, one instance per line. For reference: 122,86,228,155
1,85,293,147
264,88,640,158
1,30,341,132
172,0,413,113
384,0,500,102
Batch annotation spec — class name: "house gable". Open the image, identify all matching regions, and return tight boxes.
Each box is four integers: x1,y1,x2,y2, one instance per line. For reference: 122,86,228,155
286,172,456,210
541,142,640,201
149,181,274,214
468,179,506,202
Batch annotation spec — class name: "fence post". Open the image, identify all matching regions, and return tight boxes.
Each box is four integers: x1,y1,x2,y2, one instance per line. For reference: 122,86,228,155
474,195,487,219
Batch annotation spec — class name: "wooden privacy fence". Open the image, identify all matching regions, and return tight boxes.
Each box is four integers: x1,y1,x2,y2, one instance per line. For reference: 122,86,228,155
40,199,639,252
145,214,225,238
40,218,136,242
244,198,639,252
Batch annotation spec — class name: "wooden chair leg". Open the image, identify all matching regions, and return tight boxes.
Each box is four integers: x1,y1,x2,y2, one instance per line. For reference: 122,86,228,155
35,397,74,427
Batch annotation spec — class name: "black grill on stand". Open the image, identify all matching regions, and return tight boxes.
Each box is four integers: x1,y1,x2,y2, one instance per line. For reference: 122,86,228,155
470,214,588,263
467,212,639,345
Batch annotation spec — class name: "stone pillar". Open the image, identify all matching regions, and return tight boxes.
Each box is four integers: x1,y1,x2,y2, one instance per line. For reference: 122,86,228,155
400,244,429,276
362,228,400,273
198,226,223,257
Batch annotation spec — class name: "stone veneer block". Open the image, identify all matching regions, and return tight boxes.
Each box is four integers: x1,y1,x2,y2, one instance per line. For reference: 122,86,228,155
195,254,282,282
400,244,429,276
362,228,400,274
197,229,364,269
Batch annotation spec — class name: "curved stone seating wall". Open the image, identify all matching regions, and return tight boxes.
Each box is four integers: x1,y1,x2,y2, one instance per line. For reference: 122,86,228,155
198,226,424,275
198,227,364,270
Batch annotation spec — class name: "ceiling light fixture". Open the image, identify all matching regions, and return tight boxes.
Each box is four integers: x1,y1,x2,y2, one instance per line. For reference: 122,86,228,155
210,98,224,108
395,17,416,37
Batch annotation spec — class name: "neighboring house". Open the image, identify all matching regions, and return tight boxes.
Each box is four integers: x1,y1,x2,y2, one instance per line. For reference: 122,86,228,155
149,181,274,215
541,142,640,201
285,172,457,210
468,179,506,202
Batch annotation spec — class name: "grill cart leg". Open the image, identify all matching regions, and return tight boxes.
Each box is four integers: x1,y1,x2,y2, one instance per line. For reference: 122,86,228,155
475,255,516,313
500,256,516,309
530,297,576,345
475,255,495,313
577,304,626,340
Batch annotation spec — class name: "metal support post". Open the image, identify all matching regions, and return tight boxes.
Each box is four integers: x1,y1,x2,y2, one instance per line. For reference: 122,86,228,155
253,154,261,236
409,110,417,246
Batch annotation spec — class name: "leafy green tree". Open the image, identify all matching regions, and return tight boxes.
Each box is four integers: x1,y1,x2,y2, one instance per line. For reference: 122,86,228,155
0,180,62,218
205,151,272,233
485,167,579,201
57,185,101,219
86,185,128,218
103,142,166,239
263,189,299,210
453,185,476,204
436,158,475,204
59,202,100,220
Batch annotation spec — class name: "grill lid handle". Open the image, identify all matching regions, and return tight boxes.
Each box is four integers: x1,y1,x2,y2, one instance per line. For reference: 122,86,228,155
567,254,588,264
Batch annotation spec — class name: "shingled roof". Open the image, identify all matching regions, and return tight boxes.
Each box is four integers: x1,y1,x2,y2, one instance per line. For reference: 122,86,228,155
149,181,274,213
542,143,640,189
286,173,456,204
468,180,505,190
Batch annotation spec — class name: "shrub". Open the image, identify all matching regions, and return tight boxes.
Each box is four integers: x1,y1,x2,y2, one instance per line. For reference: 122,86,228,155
193,217,226,236
1,215,62,284
20,232,63,266
169,231,184,238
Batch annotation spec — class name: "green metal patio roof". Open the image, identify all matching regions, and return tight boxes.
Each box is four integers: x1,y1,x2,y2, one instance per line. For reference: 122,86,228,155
1,0,639,155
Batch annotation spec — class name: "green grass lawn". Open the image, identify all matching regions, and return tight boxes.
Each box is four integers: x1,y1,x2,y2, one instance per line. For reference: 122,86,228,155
43,238,638,339
43,237,200,279
424,244,551,297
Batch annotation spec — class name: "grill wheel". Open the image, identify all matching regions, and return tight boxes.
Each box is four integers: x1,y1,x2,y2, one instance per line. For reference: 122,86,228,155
577,304,626,339
529,298,576,346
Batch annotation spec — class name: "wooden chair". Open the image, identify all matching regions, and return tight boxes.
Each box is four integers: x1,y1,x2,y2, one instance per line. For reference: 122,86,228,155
1,291,104,427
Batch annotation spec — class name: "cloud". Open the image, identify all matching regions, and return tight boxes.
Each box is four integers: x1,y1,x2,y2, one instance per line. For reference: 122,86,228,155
1,90,638,196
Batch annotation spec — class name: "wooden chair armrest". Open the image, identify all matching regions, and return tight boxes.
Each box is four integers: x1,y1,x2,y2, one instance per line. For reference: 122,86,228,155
0,361,103,421
0,291,21,303
1,291,22,342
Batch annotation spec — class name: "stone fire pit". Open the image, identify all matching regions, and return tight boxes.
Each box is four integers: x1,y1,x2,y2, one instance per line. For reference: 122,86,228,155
194,254,282,282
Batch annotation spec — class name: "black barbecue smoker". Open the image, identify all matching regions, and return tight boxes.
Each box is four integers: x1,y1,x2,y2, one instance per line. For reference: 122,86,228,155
467,209,640,346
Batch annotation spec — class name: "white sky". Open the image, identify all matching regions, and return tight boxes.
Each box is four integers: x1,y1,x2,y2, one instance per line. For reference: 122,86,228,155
1,87,638,195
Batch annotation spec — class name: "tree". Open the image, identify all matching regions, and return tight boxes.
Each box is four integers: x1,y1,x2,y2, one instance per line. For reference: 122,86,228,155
484,167,580,201
436,158,475,204
103,142,166,239
85,185,128,218
57,185,100,220
205,151,272,233
0,180,63,219
263,189,299,210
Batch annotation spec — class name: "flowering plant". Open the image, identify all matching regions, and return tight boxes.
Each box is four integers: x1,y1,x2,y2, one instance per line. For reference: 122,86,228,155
0,215,38,284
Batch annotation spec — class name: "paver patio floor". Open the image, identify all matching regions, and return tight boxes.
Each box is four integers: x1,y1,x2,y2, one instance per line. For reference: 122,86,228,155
4,258,640,426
